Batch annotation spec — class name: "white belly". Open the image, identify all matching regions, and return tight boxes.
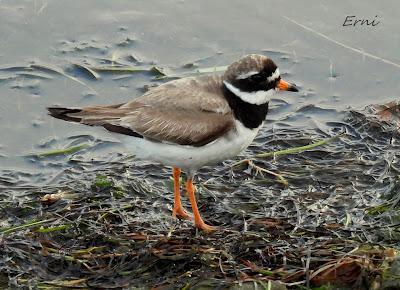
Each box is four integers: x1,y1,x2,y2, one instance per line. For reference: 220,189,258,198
118,120,261,172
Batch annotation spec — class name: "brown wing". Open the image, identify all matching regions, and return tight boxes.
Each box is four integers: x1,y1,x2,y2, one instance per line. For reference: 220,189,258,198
126,75,231,113
48,75,234,146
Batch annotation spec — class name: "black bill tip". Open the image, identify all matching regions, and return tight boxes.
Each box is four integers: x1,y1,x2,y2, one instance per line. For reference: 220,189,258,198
287,83,299,92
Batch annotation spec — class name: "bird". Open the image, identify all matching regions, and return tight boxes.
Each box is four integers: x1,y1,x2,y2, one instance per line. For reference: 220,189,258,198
47,54,298,232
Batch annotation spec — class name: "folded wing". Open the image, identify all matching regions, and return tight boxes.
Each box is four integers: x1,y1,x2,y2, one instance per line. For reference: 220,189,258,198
47,76,234,146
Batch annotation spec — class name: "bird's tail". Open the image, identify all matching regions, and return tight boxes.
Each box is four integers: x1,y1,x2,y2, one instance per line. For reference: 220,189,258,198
47,105,142,137
47,107,83,123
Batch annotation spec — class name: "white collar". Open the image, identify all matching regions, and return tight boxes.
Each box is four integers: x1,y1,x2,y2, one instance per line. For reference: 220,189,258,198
223,81,275,105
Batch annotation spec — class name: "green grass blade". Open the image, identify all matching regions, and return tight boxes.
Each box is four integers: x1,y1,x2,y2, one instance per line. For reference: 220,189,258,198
256,132,344,158
36,144,90,157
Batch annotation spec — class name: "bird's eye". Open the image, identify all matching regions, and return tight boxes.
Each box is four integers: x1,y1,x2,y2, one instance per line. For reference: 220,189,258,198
250,74,263,82
274,76,281,87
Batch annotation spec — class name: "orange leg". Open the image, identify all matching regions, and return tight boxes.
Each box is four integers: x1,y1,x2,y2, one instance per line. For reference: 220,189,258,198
172,167,191,220
186,177,216,232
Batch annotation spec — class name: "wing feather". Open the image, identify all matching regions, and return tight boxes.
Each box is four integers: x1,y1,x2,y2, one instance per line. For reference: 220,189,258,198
53,75,234,146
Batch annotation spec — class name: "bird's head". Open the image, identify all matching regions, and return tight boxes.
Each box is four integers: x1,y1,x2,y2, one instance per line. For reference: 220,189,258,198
223,54,298,105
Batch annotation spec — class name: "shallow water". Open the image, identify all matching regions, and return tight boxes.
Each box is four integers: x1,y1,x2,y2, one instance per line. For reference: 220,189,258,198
0,0,399,167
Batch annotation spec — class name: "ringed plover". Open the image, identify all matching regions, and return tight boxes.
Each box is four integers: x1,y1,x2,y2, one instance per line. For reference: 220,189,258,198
48,54,298,232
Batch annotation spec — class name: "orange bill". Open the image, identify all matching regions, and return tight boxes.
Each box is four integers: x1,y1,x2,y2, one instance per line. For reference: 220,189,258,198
277,79,299,92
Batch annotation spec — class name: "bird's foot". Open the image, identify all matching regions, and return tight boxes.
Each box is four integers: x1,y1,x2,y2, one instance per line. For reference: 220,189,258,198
195,221,217,232
172,207,192,220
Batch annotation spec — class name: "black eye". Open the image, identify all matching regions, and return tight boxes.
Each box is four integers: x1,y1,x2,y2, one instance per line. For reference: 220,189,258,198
250,74,263,82
274,76,281,86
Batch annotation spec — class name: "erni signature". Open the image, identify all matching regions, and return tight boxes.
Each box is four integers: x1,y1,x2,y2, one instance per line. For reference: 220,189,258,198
343,15,380,27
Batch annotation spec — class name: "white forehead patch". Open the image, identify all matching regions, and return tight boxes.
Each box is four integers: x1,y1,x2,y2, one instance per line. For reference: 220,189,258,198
267,68,280,82
236,68,280,82
223,81,276,105
236,71,259,80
